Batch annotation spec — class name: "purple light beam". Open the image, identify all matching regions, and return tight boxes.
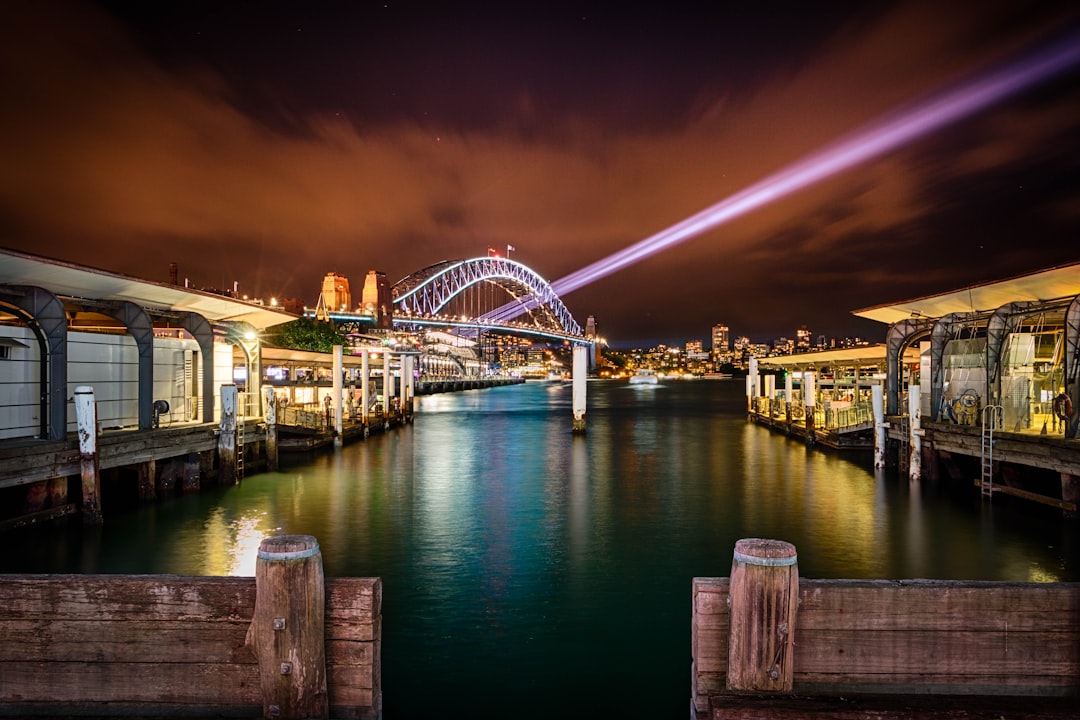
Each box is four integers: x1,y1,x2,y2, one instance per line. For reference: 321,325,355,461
542,30,1080,299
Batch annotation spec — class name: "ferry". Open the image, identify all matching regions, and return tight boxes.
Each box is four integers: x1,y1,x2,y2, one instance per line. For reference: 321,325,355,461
628,369,659,385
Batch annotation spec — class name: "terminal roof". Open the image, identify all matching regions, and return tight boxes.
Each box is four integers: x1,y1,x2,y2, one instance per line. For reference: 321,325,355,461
758,344,920,370
0,248,297,330
852,260,1080,325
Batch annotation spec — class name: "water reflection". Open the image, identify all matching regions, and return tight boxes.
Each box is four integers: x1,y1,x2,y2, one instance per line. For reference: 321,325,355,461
1,379,1075,719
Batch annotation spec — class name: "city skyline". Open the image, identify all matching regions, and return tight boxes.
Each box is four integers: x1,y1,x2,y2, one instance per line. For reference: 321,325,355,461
2,1,1078,346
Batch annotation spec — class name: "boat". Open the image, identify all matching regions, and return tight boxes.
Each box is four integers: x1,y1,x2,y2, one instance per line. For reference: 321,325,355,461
628,369,659,385
703,372,734,379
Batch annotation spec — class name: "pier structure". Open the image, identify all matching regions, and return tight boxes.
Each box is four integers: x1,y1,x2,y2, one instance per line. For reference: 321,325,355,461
749,260,1080,514
748,344,919,451
0,250,419,529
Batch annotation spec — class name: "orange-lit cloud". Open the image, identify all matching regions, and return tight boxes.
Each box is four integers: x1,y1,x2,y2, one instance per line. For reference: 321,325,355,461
1,1,1077,343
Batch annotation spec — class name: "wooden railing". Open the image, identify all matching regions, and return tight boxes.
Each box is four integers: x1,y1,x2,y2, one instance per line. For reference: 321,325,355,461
693,539,1080,718
0,536,381,719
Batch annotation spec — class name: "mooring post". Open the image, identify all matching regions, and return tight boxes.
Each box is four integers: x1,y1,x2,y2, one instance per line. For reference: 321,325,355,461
727,538,798,693
332,345,344,447
361,349,370,427
909,383,922,481
784,373,793,431
137,459,156,502
872,383,886,469
803,371,816,446
74,386,103,524
264,386,278,472
246,535,329,720
572,344,587,433
219,383,238,485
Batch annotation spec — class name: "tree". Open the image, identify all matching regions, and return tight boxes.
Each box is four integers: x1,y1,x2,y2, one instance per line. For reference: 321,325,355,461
263,318,348,353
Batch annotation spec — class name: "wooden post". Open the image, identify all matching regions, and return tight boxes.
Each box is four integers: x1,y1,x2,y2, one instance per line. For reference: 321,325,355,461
727,538,798,693
74,386,103,524
361,349,370,425
572,344,587,434
219,383,238,485
872,383,886,469
137,459,156,502
909,383,922,481
1062,473,1079,518
333,345,343,448
264,387,279,472
246,535,329,720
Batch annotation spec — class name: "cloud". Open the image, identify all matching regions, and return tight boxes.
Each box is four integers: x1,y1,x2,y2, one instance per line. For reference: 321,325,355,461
0,0,1076,340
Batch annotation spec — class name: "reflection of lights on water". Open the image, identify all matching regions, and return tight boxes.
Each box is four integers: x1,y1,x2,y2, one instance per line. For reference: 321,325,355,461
201,508,272,576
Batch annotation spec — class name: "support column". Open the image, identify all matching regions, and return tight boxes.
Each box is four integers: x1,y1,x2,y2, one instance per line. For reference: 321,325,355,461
1062,473,1079,519
383,350,391,411
218,383,238,485
909,383,923,481
784,373,793,431
137,459,156,502
872,383,886,469
264,386,279,472
803,371,816,447
333,345,343,448
727,538,798,693
361,349,371,424
572,344,587,434
74,386,102,524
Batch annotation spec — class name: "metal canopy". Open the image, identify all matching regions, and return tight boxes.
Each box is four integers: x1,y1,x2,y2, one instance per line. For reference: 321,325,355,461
758,344,920,370
851,260,1080,325
0,247,297,330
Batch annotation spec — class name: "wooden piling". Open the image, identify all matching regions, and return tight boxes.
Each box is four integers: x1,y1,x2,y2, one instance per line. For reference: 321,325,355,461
727,538,798,693
137,459,156,501
264,386,279,472
246,534,329,720
218,383,238,485
74,386,103,524
572,344,587,434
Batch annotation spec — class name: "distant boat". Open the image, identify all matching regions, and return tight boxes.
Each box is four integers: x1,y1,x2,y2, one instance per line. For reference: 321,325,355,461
703,372,734,379
546,371,568,383
628,369,659,385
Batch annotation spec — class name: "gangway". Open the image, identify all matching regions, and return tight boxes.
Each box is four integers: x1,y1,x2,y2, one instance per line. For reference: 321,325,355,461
980,405,1003,497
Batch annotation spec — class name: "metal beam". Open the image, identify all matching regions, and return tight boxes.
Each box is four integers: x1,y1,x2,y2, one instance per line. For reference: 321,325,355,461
885,318,933,416
178,312,216,423
0,285,69,440
1066,294,1080,439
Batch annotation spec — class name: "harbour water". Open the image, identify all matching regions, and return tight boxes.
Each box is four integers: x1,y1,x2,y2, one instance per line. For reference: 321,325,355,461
3,379,1077,718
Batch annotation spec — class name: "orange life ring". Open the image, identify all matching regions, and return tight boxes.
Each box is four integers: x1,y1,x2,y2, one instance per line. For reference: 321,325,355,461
1053,393,1073,419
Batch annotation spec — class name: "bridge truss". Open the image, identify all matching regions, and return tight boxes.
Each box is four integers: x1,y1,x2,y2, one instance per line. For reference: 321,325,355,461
391,257,583,337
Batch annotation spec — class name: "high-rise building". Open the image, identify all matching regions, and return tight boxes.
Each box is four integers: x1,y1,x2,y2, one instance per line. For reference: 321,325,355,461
711,324,730,357
362,270,393,330
796,326,811,352
320,272,352,312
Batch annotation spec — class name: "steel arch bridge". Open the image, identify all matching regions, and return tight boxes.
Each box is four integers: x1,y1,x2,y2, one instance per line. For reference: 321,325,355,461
392,257,583,338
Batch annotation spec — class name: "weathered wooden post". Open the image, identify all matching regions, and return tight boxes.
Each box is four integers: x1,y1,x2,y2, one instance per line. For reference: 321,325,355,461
727,538,798,693
361,349,370,427
246,535,329,720
219,383,238,485
909,383,922,480
137,460,156,502
333,345,344,448
572,344,587,434
264,386,279,472
74,386,103,524
784,372,793,431
803,371,816,446
872,382,886,469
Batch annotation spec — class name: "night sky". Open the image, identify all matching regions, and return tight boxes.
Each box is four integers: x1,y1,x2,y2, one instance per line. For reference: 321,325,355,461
2,1,1078,347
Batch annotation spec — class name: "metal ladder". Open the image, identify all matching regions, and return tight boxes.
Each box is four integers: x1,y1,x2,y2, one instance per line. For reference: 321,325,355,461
236,417,245,480
898,414,910,473
980,405,1002,497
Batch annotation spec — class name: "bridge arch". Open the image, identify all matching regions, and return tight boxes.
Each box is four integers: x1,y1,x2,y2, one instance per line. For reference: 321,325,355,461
392,257,582,336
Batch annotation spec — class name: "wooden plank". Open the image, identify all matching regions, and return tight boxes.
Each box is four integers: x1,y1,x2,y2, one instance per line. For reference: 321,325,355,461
0,661,262,705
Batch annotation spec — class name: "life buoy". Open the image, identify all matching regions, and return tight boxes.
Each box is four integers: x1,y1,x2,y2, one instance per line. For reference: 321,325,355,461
1053,393,1073,420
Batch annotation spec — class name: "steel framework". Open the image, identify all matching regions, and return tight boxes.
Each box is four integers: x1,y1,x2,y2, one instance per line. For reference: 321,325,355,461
392,257,583,336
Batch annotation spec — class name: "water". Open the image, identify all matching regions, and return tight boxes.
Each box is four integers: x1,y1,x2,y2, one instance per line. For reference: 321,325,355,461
3,379,1077,717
